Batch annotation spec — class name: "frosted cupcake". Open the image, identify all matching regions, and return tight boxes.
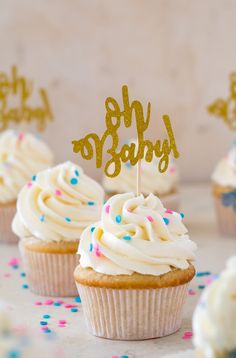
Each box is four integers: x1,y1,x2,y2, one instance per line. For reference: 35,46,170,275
12,161,104,297
193,256,236,357
103,143,179,211
212,142,236,236
0,130,53,244
74,192,197,340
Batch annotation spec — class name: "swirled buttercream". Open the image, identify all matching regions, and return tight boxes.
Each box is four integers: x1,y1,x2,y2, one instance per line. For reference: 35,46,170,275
212,143,236,187
0,130,53,203
79,192,196,276
12,161,104,242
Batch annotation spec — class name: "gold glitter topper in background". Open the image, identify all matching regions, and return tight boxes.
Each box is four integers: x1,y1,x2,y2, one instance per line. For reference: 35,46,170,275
72,85,180,179
208,72,236,131
0,65,53,131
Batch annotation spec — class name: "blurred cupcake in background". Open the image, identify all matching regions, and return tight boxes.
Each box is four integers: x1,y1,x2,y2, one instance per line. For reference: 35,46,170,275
212,141,236,237
12,161,104,297
193,256,236,357
103,140,179,211
0,130,53,244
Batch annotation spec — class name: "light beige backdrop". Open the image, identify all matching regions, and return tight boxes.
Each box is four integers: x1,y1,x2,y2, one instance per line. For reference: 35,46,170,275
0,0,235,182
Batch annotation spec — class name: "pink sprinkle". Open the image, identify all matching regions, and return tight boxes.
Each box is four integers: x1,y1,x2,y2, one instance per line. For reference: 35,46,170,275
64,304,78,309
204,277,213,285
94,243,101,257
27,182,32,188
59,320,67,324
8,258,20,267
111,356,119,358
147,216,154,223
57,300,64,304
34,301,42,306
55,189,62,196
188,289,196,296
169,166,175,174
165,210,173,214
182,331,193,340
105,205,110,214
18,132,24,141
58,324,66,328
41,326,49,331
45,299,54,305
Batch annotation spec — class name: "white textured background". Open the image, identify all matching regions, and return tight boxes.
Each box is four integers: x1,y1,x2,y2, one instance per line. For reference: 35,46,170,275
0,0,236,182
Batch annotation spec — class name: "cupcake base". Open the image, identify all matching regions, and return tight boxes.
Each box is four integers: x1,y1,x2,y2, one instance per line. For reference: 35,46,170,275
0,202,18,244
19,239,80,297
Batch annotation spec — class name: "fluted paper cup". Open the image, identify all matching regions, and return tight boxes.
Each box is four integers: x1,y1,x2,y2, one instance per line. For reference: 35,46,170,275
214,196,236,237
76,283,189,340
0,203,18,244
19,241,79,297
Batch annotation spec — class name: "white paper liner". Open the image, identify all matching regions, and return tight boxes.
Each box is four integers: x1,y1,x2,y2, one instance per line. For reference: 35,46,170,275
77,283,189,340
0,204,18,244
20,241,79,297
214,196,236,237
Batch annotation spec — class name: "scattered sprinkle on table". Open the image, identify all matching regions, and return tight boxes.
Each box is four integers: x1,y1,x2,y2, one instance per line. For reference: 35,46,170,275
198,285,206,290
22,284,29,289
196,271,211,277
88,201,95,206
71,308,78,313
74,296,81,303
43,315,51,319
20,272,26,277
182,331,193,340
40,321,48,326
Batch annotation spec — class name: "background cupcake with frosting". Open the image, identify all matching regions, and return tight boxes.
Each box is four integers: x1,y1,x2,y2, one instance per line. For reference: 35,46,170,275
12,161,104,297
212,141,236,237
0,130,53,244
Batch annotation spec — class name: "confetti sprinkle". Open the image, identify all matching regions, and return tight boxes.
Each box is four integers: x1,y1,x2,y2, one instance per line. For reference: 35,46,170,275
188,289,196,296
58,324,66,328
196,271,211,277
123,235,132,241
41,326,49,331
20,272,26,277
43,315,51,319
165,209,173,214
74,169,79,177
65,217,71,222
59,320,67,324
64,304,78,309
40,321,48,326
147,216,154,222
32,175,36,181
94,243,101,257
91,226,95,233
27,182,32,188
71,308,78,313
34,301,42,306
40,215,45,223
22,284,29,289
180,213,185,219
115,215,122,223
89,243,93,252
163,217,169,225
105,205,110,214
8,258,20,269
53,302,62,307
88,201,95,206
70,178,78,185
55,189,62,196
198,285,206,290
43,329,51,333
74,297,81,303
182,331,193,340
169,167,175,174
45,300,54,305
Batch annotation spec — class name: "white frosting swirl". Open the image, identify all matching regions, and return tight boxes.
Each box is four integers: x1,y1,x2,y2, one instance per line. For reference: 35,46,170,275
103,140,178,196
193,256,236,357
212,143,236,187
0,130,53,203
79,192,196,276
12,161,104,242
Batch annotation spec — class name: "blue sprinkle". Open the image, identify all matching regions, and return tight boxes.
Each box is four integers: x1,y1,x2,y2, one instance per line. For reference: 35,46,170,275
44,329,51,333
74,296,81,303
22,284,28,289
123,235,132,241
71,308,78,313
196,271,211,277
115,215,122,223
180,213,185,219
70,178,78,185
12,265,19,270
40,321,48,326
198,285,205,290
43,315,51,319
20,272,26,277
53,302,61,306
89,243,93,252
88,201,95,206
163,217,169,225
65,217,71,222
40,215,45,223
91,226,95,232
8,351,21,358
74,169,79,177
32,175,36,181
121,356,129,358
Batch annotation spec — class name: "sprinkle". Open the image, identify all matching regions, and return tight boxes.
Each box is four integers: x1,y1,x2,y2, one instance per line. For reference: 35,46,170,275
74,169,79,177
90,226,95,233
27,182,32,188
35,301,42,306
8,258,20,268
70,178,78,185
196,271,211,277
182,331,193,340
18,132,24,141
165,209,173,214
40,321,48,326
58,324,66,328
64,304,78,309
43,315,51,319
121,356,129,358
43,329,51,333
180,212,185,219
94,244,101,257
53,302,61,306
20,272,26,277
32,175,36,181
105,205,110,214
22,284,28,289
115,215,122,223
65,217,71,222
71,308,78,313
39,215,45,223
198,285,206,290
56,300,64,304
59,320,67,324
123,235,132,241
8,350,21,358
45,300,54,305
163,217,169,225
74,296,81,303
147,216,154,223
169,167,175,174
55,189,62,196
89,243,93,252
88,201,95,206
188,289,196,296
41,326,49,331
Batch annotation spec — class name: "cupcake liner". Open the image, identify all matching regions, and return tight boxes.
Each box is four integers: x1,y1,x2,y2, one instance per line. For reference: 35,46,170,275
0,204,18,244
162,192,180,212
76,283,189,340
214,196,236,237
20,241,79,297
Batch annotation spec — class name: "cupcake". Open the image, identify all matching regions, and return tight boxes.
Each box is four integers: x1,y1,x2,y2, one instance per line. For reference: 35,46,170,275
103,141,179,211
212,142,236,236
12,161,104,297
0,130,53,244
74,192,197,340
193,256,236,357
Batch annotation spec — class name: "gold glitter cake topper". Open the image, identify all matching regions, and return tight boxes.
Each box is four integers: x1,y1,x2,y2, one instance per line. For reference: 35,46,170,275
72,85,180,180
208,72,236,131
0,65,53,131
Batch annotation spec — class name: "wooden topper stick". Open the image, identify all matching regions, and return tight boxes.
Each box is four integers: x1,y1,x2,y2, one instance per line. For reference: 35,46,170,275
136,159,141,196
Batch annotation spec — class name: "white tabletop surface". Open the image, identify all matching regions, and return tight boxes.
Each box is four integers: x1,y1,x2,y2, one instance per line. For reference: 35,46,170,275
0,184,236,358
